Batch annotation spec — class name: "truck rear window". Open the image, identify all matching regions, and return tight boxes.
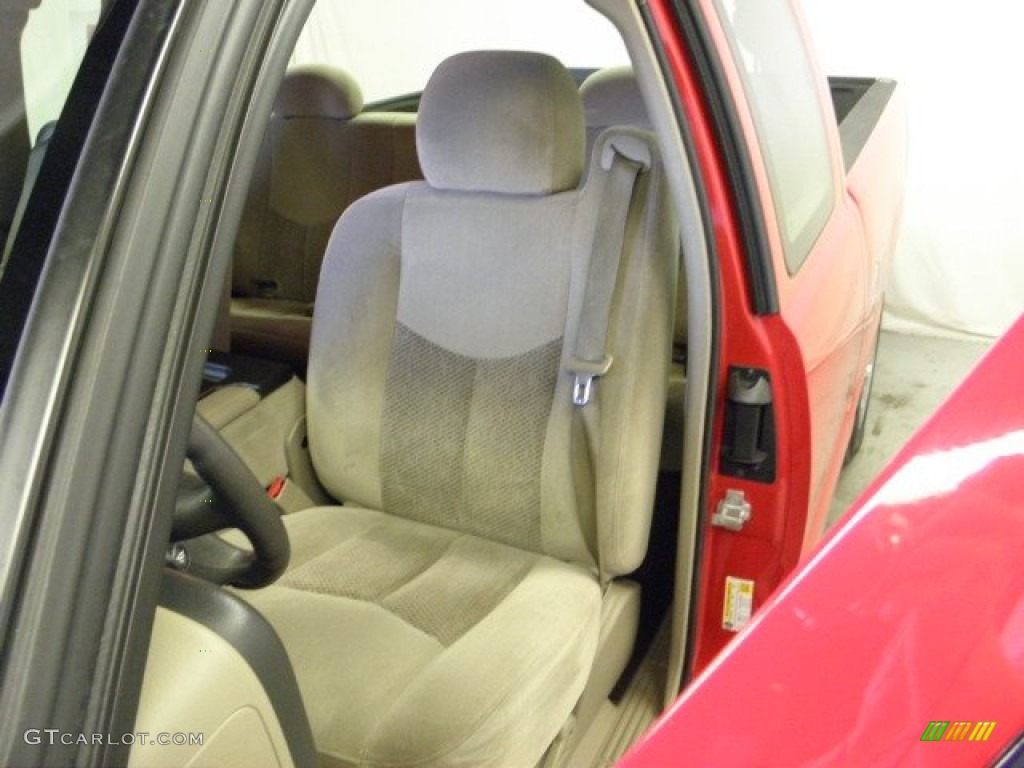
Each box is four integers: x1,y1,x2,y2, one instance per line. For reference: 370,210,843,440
715,0,835,273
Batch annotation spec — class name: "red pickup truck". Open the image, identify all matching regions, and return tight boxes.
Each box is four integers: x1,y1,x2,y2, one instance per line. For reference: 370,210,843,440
652,0,907,682
0,0,906,766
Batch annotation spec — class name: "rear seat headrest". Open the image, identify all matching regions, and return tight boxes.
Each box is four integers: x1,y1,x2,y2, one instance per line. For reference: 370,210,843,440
416,50,585,195
275,65,364,120
579,67,650,131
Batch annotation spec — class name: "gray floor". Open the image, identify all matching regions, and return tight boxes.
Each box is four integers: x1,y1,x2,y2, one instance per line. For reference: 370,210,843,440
826,330,993,529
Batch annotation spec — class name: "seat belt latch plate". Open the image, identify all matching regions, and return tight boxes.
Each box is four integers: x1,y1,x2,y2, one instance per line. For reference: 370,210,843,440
569,354,613,407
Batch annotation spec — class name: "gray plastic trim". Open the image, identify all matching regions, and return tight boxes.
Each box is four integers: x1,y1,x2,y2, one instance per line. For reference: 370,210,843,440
159,570,318,768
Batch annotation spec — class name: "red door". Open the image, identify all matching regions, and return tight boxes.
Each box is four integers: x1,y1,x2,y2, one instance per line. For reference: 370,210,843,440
648,0,877,676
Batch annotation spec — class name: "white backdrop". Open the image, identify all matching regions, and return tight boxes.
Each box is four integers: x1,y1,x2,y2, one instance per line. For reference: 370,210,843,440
21,0,99,139
23,1,1022,339
803,1,1024,339
294,0,1024,340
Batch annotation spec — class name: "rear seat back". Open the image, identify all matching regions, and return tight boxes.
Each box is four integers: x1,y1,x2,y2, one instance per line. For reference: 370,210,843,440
234,66,365,304
231,66,421,366
581,67,688,470
580,66,652,158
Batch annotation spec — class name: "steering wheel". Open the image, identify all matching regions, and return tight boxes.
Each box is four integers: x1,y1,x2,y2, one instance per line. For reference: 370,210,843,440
169,413,289,589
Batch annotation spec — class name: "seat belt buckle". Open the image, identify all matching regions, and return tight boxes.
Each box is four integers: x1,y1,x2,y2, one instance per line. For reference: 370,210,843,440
569,355,613,407
267,475,286,500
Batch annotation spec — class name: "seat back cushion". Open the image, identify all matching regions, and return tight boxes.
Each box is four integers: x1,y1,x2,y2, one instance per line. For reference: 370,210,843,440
580,65,652,155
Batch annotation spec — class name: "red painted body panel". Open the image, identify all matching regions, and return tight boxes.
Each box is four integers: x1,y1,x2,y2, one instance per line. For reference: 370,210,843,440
622,314,1024,767
651,0,905,672
687,0,882,544
647,0,812,673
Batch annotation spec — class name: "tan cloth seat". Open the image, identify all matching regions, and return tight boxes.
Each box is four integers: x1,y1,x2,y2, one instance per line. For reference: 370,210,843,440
241,51,677,767
230,66,421,368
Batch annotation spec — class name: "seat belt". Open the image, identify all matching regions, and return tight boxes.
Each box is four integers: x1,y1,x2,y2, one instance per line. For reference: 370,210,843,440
568,142,647,589
568,146,644,407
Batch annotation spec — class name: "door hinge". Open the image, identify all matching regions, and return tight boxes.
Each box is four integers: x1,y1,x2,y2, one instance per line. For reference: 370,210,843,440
712,489,752,531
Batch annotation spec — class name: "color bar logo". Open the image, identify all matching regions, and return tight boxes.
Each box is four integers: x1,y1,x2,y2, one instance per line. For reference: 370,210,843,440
921,721,996,742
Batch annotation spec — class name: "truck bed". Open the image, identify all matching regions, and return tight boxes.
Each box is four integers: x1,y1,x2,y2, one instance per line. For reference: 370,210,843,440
829,77,899,172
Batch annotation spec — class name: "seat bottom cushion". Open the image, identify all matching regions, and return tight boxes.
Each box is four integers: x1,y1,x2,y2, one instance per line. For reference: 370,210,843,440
240,506,602,768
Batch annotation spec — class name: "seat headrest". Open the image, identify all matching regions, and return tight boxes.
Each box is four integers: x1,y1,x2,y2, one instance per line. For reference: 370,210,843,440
579,67,650,131
416,51,585,195
275,66,364,120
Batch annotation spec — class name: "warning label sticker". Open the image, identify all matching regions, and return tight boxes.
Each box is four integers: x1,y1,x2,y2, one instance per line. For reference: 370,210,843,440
723,576,755,632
